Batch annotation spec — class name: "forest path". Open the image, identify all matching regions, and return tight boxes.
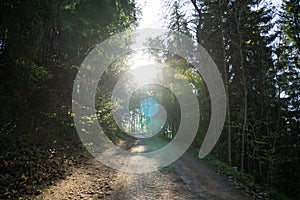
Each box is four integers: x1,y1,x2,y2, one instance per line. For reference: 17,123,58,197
32,138,251,200
109,138,251,200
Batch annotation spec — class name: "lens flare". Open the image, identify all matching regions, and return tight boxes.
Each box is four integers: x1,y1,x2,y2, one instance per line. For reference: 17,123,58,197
140,98,159,117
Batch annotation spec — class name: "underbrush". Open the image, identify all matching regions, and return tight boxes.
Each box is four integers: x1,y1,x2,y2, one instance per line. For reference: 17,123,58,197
188,146,289,200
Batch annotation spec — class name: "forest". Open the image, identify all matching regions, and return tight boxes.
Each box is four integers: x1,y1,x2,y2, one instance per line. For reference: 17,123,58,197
0,0,299,199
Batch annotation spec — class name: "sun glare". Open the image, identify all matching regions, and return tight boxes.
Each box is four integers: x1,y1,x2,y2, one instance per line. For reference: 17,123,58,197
129,52,162,84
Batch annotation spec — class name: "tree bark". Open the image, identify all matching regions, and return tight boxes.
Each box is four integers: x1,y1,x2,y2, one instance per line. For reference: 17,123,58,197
235,5,247,172
218,0,232,165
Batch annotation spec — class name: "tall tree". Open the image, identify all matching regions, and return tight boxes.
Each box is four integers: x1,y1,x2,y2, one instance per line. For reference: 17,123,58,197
270,0,300,197
189,0,238,165
165,0,300,197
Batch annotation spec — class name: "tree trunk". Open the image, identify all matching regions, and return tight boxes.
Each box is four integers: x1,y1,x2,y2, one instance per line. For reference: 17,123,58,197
218,0,232,165
235,6,247,172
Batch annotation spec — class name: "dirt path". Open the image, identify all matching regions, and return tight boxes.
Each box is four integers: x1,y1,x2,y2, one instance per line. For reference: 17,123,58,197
108,138,251,200
32,138,251,200
173,152,250,199
32,159,117,200
108,166,194,200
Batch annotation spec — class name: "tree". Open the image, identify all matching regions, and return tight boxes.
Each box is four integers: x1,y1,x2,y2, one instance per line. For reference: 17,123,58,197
169,1,192,37
269,0,300,197
189,0,234,165
0,0,137,142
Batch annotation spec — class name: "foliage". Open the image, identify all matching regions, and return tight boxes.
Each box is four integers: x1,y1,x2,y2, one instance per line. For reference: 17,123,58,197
0,0,137,198
0,0,137,127
202,154,289,200
165,0,300,198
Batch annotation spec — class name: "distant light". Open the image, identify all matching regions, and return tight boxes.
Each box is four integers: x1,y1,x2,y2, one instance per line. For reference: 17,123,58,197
280,91,289,98
129,51,161,84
